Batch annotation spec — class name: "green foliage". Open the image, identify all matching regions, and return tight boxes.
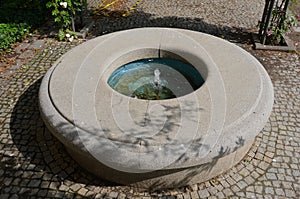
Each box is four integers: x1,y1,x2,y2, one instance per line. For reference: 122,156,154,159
0,23,30,51
267,8,298,44
46,0,83,41
0,0,49,52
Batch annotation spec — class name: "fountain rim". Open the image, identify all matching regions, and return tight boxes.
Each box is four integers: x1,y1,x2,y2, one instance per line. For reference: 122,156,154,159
39,28,274,187
44,28,274,145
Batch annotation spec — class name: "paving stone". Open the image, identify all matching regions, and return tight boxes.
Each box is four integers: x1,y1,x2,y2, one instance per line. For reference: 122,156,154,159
225,177,236,185
214,191,225,198
246,192,255,198
207,186,218,195
190,191,199,199
37,190,48,197
15,43,30,54
275,188,285,196
182,192,191,199
29,40,45,50
246,186,254,192
108,191,119,198
258,161,269,170
236,192,245,197
207,196,217,199
272,180,281,188
222,188,233,197
70,183,82,192
78,187,89,196
175,194,184,199
27,179,41,188
49,181,60,190
285,189,296,197
59,184,70,192
118,193,126,199
95,193,103,199
54,191,65,198
244,176,255,184
265,187,274,195
266,172,277,180
236,180,247,190
197,189,209,198
10,187,20,194
264,194,273,199
231,185,240,193
18,49,35,59
219,180,229,188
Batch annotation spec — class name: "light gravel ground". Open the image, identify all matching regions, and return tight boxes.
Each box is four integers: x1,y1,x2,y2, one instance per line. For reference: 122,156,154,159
88,0,265,30
87,0,264,43
139,0,265,30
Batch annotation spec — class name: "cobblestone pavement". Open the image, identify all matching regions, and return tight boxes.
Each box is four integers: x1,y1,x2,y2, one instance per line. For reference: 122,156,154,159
1,0,300,198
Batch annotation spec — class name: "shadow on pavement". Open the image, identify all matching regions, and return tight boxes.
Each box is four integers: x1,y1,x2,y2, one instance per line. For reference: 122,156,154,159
88,10,252,44
8,78,117,197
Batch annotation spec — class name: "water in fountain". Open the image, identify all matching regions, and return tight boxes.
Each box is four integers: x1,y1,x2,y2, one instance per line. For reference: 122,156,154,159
108,58,204,100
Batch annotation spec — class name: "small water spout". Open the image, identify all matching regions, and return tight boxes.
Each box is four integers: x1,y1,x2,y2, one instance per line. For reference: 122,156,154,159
154,69,161,88
154,69,161,100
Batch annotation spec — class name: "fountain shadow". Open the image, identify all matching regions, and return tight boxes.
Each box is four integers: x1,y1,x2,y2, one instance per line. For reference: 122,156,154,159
8,77,247,193
50,115,247,191
88,9,251,44
8,79,119,197
47,89,247,191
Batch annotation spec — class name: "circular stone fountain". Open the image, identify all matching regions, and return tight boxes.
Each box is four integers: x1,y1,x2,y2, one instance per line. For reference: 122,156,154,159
39,28,274,190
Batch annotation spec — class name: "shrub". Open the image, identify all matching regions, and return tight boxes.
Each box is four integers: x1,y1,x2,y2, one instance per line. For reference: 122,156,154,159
0,23,30,51
46,0,83,41
0,0,49,52
267,8,298,44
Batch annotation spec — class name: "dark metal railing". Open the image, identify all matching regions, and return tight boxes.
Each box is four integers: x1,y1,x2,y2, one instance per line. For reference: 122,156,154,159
258,0,290,45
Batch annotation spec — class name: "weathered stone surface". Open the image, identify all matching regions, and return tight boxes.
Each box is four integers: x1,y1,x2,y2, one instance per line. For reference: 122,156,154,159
40,28,273,189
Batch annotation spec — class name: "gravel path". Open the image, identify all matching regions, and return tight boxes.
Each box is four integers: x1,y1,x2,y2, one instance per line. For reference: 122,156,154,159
88,0,264,44
139,0,264,29
88,0,264,32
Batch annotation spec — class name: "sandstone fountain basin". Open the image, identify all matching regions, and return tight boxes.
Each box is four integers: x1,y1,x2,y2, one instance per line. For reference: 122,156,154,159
39,28,274,190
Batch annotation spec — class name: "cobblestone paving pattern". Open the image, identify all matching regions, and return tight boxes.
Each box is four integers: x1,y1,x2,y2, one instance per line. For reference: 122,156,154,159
0,0,300,198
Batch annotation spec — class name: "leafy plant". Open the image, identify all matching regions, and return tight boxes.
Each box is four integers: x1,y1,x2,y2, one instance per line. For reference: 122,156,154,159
266,0,299,44
0,23,30,51
46,0,83,41
267,9,298,44
0,0,49,52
